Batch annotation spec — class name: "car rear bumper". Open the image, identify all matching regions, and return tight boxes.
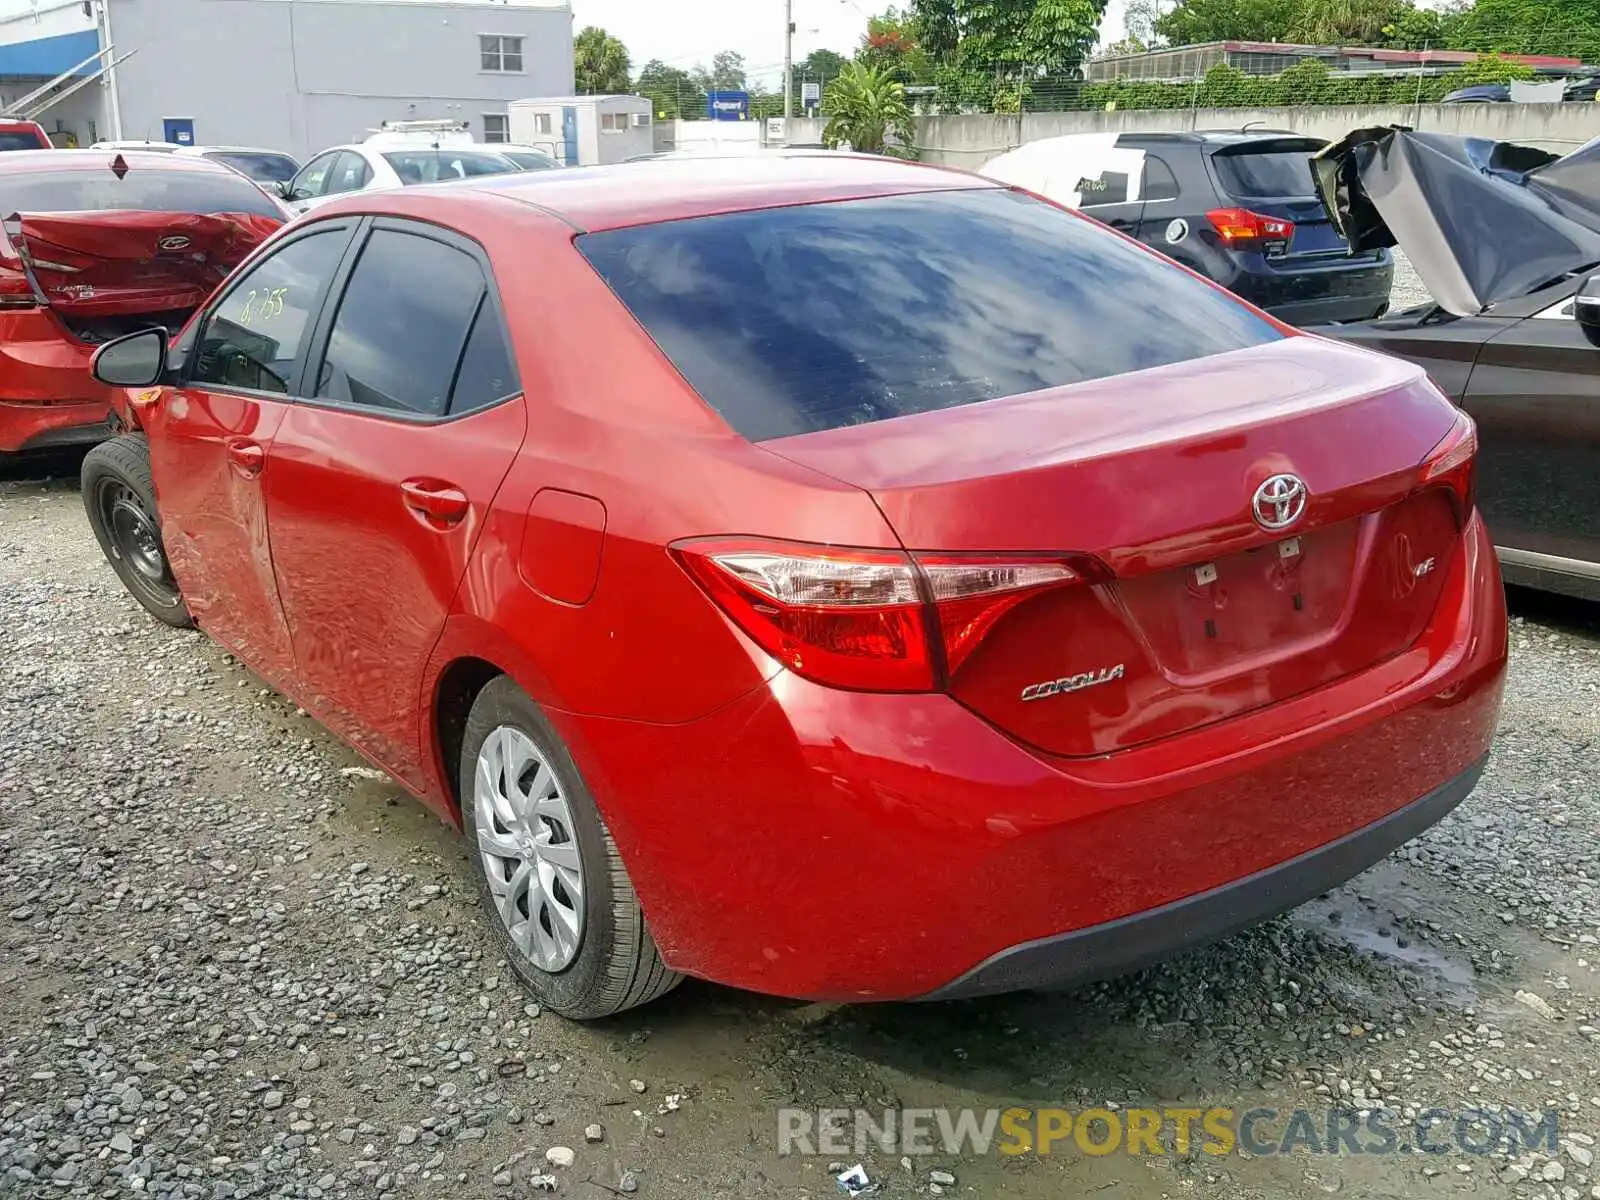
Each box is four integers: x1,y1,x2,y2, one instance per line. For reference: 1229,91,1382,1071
1264,294,1390,325
0,311,112,453
1226,253,1394,327
925,754,1483,999
0,400,111,454
554,512,1507,1002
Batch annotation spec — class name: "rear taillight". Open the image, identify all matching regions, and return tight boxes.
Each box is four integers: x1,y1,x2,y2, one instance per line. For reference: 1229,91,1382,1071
1205,207,1294,253
1419,409,1478,521
672,538,1088,692
0,227,38,310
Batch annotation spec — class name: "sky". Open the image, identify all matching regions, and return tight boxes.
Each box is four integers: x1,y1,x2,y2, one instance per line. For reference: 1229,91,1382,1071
567,0,1134,89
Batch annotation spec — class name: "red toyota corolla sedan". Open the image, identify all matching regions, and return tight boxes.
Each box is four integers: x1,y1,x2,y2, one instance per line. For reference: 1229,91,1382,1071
81,154,1507,1019
0,150,286,458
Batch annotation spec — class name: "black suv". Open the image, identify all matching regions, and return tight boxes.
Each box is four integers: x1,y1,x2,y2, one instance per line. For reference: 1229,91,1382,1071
983,129,1394,326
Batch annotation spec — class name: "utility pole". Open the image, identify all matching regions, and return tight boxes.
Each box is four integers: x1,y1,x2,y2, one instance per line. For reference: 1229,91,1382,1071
783,0,795,120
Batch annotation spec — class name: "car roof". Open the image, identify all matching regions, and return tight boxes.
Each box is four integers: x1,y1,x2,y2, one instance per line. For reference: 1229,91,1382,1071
317,152,992,233
0,148,242,175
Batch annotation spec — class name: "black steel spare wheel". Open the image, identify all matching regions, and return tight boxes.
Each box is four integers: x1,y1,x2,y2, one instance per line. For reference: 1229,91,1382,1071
81,435,194,628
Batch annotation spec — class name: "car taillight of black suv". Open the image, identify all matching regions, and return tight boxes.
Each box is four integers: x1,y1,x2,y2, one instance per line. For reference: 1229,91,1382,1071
982,129,1394,326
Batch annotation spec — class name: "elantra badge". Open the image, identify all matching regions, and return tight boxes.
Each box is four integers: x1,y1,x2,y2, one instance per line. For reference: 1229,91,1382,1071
1020,664,1125,702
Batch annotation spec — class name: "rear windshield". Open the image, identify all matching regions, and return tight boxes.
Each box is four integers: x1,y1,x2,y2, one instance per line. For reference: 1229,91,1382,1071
205,151,300,182
1211,148,1320,199
0,131,48,151
0,167,284,218
579,188,1281,440
382,149,518,184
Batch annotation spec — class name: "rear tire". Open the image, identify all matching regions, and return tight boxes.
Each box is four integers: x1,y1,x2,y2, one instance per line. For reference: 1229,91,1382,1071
460,676,682,1019
81,435,193,629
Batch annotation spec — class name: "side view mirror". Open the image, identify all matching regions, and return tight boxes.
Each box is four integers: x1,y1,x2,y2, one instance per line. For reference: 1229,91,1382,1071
1575,275,1600,335
92,327,169,388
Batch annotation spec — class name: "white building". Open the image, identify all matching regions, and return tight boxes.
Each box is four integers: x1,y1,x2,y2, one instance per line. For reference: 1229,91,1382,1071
0,0,574,159
507,94,651,166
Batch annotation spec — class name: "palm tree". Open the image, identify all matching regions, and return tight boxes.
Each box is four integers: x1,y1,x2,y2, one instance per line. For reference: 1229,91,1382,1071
822,63,917,157
1291,0,1397,44
574,26,632,95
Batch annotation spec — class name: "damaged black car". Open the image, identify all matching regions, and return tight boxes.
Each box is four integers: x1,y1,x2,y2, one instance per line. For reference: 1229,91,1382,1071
1310,126,1600,602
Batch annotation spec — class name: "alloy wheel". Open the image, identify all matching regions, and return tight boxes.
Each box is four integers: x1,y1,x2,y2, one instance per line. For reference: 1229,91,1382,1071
473,725,587,972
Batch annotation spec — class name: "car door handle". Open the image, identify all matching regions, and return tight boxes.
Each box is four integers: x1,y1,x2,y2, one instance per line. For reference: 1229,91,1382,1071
401,479,470,526
224,437,265,478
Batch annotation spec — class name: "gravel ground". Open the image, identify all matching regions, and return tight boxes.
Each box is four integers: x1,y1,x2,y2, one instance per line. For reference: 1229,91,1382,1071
2,360,1598,1197
1391,250,1431,313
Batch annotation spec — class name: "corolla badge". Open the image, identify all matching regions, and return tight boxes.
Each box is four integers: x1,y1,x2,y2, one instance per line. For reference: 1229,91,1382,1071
1252,473,1308,531
157,235,192,251
1020,664,1125,702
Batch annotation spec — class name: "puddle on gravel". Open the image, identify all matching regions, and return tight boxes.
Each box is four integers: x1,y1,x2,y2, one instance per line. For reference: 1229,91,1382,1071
1293,895,1479,1008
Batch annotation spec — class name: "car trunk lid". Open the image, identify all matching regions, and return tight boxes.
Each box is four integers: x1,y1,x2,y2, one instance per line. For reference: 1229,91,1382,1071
0,210,282,318
761,336,1470,757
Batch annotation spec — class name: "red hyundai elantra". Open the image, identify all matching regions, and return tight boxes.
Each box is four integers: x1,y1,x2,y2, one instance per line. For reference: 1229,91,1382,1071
0,150,285,458
81,154,1507,1018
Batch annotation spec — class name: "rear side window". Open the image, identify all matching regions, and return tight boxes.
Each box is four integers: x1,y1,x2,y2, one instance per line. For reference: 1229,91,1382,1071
579,188,1280,440
316,228,503,417
1143,155,1180,202
0,131,47,151
1212,147,1319,199
0,166,284,218
382,149,517,184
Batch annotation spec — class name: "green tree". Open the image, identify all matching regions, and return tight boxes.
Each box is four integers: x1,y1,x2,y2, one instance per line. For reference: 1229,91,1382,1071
1290,0,1404,43
860,8,933,81
822,62,918,154
574,26,631,94
1449,0,1600,57
694,50,750,93
1097,35,1147,55
635,59,707,119
1380,3,1448,47
794,48,851,111
1122,0,1165,45
1154,0,1304,43
946,0,1106,75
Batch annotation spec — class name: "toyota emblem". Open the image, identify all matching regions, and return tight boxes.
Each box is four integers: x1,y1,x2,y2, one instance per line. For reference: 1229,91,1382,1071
1252,473,1308,531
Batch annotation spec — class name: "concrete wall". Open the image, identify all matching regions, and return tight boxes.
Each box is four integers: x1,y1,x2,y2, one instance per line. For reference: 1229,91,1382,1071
670,119,763,154
776,103,1600,166
104,0,573,160
0,0,94,46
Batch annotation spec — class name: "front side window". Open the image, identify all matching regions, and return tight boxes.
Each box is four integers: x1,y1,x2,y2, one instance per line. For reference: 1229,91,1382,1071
190,230,348,395
480,34,524,73
290,152,339,200
580,188,1282,441
315,228,498,417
